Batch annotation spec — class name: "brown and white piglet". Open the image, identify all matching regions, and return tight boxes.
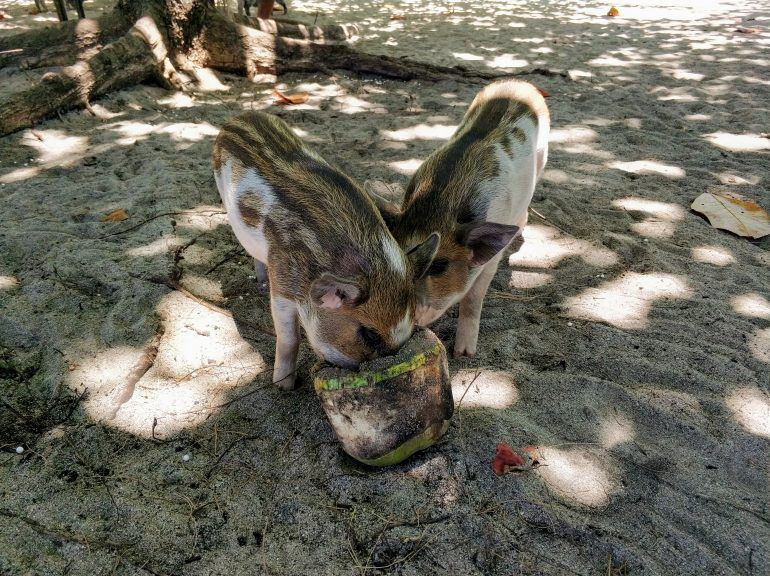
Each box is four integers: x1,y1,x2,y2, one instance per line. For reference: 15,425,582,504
213,111,439,389
373,79,549,357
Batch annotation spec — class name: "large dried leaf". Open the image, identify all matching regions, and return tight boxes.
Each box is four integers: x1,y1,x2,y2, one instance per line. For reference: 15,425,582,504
607,6,620,16
691,192,770,239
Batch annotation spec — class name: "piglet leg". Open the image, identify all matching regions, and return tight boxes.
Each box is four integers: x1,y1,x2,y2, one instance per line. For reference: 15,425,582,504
454,254,501,357
270,294,300,390
254,258,269,294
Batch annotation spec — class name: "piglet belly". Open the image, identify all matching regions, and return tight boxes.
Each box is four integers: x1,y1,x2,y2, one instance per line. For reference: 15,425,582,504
227,211,269,263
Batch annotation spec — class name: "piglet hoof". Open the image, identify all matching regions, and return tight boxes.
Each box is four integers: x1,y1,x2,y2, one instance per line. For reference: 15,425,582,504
453,346,476,359
274,371,297,391
256,280,270,295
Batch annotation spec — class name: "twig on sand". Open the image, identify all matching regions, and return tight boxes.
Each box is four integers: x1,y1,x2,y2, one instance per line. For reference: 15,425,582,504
99,209,225,239
488,290,539,301
529,206,571,237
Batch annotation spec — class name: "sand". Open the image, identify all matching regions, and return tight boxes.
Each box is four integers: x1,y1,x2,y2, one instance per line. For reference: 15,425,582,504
1,0,769,574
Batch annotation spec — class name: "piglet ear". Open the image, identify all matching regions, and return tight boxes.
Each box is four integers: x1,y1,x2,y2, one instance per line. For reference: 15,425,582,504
310,273,365,309
364,181,402,231
456,221,520,267
407,232,441,280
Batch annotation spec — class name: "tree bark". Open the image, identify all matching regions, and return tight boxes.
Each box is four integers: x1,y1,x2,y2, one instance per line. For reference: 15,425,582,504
0,18,168,135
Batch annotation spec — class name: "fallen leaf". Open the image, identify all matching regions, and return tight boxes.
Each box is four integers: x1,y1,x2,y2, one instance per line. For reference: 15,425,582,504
735,27,761,34
102,209,129,222
272,89,309,105
390,14,406,20
536,87,551,98
691,191,770,239
492,442,526,476
607,6,620,17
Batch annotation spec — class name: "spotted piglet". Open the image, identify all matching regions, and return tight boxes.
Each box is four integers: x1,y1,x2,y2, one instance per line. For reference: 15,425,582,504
373,80,550,357
213,112,440,389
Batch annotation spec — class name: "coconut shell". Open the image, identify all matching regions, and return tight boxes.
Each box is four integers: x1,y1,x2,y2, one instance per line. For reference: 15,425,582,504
313,329,453,466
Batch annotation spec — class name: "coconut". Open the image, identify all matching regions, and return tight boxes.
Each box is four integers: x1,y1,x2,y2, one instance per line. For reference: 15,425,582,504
313,328,453,466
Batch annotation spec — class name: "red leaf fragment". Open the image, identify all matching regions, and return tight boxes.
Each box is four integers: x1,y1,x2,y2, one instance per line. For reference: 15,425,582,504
492,442,525,475
536,87,551,98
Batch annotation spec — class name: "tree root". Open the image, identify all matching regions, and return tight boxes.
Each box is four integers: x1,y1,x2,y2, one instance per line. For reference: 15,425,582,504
0,17,175,136
0,8,565,136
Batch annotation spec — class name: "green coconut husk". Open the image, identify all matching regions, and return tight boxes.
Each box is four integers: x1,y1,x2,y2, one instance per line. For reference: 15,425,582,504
313,329,454,467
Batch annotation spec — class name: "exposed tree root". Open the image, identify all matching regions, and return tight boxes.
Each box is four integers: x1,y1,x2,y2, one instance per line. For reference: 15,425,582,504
0,2,565,137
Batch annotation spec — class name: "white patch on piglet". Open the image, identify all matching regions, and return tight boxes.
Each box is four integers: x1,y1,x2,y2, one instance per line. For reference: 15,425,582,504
215,160,277,263
390,311,412,346
381,233,407,277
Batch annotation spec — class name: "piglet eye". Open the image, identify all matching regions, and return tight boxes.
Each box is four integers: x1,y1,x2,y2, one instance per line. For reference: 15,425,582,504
358,326,385,351
427,258,449,277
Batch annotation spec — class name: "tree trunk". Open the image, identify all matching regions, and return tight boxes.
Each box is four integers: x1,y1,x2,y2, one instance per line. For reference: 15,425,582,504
0,0,520,136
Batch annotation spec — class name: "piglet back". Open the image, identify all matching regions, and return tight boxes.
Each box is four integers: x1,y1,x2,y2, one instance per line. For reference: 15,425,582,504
400,80,549,230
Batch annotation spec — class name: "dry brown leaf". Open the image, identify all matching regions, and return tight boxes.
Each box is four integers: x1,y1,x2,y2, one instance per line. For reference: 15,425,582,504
390,14,406,20
735,27,761,34
691,191,770,239
272,89,309,105
102,209,129,222
536,87,551,98
607,6,620,16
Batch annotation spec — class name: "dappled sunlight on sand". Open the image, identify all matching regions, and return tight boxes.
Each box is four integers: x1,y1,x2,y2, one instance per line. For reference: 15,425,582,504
1,129,94,183
381,123,457,142
608,160,686,179
564,272,692,330
334,94,387,114
714,172,762,186
389,158,424,176
548,126,598,144
509,224,618,269
731,293,770,319
67,291,265,438
126,235,188,257
0,276,20,289
157,92,198,108
691,245,736,266
599,412,635,449
452,369,519,409
509,271,552,289
726,387,770,439
535,447,616,507
105,120,220,145
179,273,227,303
704,132,770,152
486,54,528,69
612,196,686,238
747,328,770,364
21,130,88,164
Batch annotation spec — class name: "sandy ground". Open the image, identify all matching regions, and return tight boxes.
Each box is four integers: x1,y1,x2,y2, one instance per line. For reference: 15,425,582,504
1,0,769,574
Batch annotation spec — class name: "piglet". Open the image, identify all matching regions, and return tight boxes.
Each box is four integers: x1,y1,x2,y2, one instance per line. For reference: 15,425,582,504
213,111,439,389
373,80,549,357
